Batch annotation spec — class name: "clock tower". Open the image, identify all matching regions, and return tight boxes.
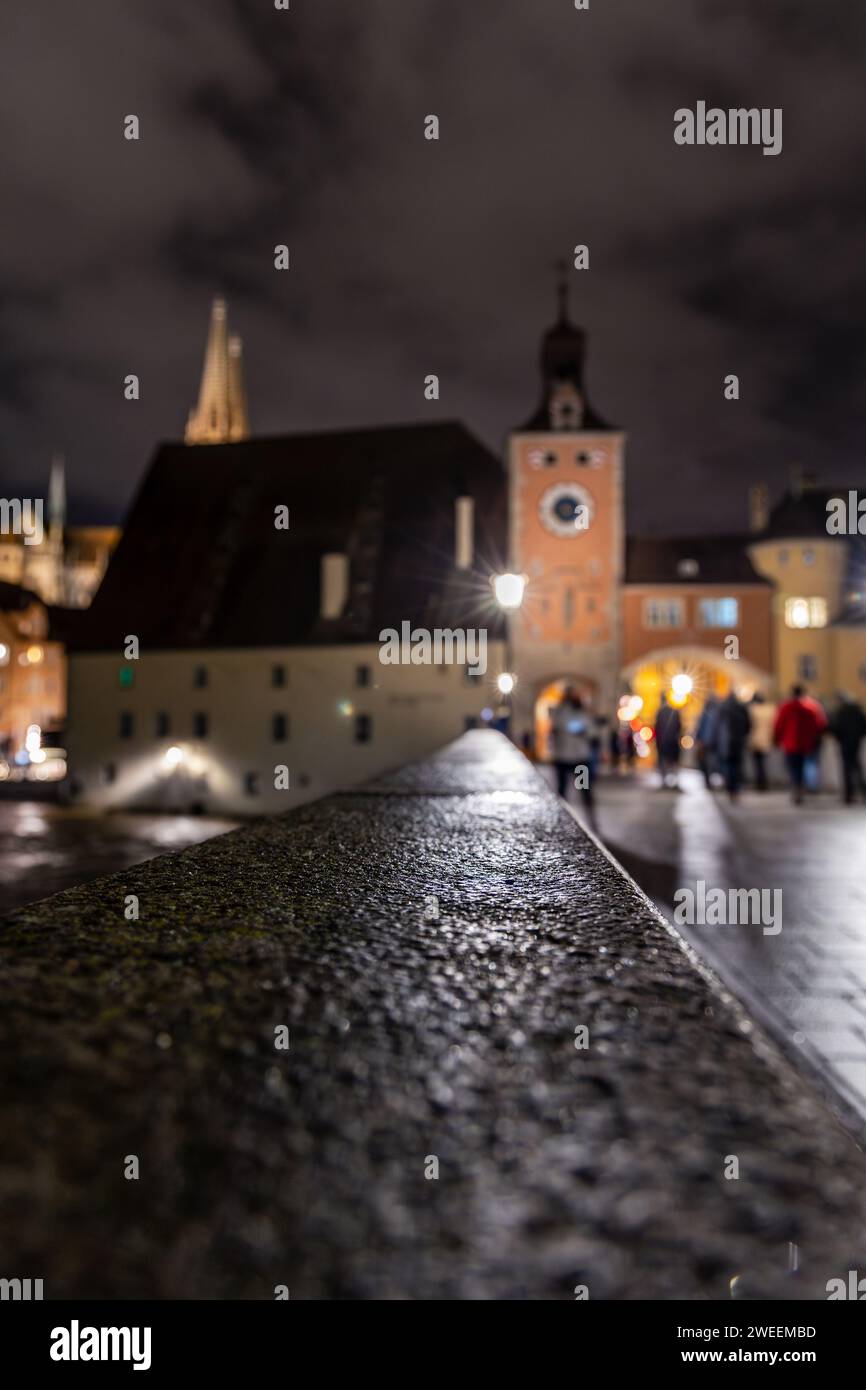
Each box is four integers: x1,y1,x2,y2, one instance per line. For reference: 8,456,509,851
508,281,625,746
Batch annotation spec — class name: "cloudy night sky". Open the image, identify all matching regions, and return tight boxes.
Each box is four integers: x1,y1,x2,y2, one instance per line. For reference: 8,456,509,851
0,0,863,532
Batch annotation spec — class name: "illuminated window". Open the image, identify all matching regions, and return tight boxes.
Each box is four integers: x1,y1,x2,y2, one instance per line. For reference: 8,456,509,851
798,654,817,681
698,597,739,628
643,598,684,629
785,597,827,629
802,547,815,566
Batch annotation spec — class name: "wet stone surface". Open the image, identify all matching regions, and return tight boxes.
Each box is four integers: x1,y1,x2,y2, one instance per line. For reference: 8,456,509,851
2,731,866,1299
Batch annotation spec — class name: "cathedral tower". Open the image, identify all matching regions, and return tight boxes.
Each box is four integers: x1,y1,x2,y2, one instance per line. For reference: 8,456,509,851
185,297,250,444
23,454,67,605
507,276,625,747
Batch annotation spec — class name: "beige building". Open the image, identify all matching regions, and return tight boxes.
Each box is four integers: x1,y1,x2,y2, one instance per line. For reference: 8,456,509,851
748,477,866,702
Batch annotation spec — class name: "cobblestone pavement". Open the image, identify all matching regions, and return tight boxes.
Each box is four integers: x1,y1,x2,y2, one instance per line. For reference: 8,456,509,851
565,768,866,1133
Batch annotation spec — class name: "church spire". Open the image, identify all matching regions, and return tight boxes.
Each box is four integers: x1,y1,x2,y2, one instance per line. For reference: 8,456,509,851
185,297,250,445
226,334,249,442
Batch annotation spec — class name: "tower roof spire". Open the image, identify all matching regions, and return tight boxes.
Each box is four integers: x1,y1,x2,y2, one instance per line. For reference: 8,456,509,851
185,297,250,445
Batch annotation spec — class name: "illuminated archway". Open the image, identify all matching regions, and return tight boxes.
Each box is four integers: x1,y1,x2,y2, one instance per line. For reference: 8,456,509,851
533,674,598,761
620,645,772,732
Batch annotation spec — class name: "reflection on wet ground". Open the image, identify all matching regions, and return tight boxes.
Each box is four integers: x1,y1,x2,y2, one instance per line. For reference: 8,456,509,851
551,765,866,1131
0,803,239,917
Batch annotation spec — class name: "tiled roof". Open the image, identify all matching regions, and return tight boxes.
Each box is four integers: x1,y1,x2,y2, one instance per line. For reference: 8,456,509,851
70,422,508,652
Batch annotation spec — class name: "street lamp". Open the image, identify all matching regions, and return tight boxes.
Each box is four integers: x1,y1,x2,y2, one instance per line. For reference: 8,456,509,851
497,672,515,696
493,572,526,610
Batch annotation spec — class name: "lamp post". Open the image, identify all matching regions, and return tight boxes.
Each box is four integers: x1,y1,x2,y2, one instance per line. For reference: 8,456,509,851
491,572,527,738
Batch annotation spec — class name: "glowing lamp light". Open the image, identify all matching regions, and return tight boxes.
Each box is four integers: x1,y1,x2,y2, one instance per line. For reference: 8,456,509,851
26,645,44,665
497,672,515,696
639,725,654,742
24,724,42,756
337,700,354,718
0,642,8,663
163,745,184,770
493,572,526,610
671,673,693,701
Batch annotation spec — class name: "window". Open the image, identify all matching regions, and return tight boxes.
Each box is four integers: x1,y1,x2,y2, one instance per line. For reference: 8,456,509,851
563,587,574,628
193,712,209,738
802,547,815,566
155,711,170,737
118,665,134,689
271,664,286,688
245,772,259,796
272,713,288,742
643,598,684,630
119,711,134,739
798,654,817,682
102,762,116,785
193,666,208,688
355,714,372,743
698,597,739,628
356,664,371,688
778,549,789,566
785,597,827,629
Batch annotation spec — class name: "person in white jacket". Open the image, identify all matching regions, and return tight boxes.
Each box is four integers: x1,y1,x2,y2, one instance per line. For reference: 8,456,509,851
748,691,776,791
550,690,596,807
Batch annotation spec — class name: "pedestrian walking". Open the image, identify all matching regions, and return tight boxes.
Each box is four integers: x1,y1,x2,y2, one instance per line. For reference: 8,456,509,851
829,691,866,804
654,692,682,789
715,691,751,800
550,689,596,810
748,691,775,791
773,685,828,805
694,696,719,790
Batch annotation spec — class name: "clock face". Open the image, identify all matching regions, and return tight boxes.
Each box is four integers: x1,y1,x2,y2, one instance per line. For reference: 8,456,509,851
539,482,595,537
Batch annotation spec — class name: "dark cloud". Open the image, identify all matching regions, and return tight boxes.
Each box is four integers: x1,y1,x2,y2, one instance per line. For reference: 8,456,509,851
0,0,863,532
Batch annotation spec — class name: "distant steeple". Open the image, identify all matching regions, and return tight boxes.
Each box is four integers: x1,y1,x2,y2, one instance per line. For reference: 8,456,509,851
22,454,66,605
226,334,250,443
516,268,612,433
49,454,66,536
185,297,250,444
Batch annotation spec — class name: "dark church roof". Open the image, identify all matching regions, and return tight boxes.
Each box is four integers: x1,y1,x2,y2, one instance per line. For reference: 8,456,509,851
625,535,771,586
70,422,507,653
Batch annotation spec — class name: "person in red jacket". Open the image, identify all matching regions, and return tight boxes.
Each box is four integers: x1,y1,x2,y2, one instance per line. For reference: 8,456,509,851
773,685,828,804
